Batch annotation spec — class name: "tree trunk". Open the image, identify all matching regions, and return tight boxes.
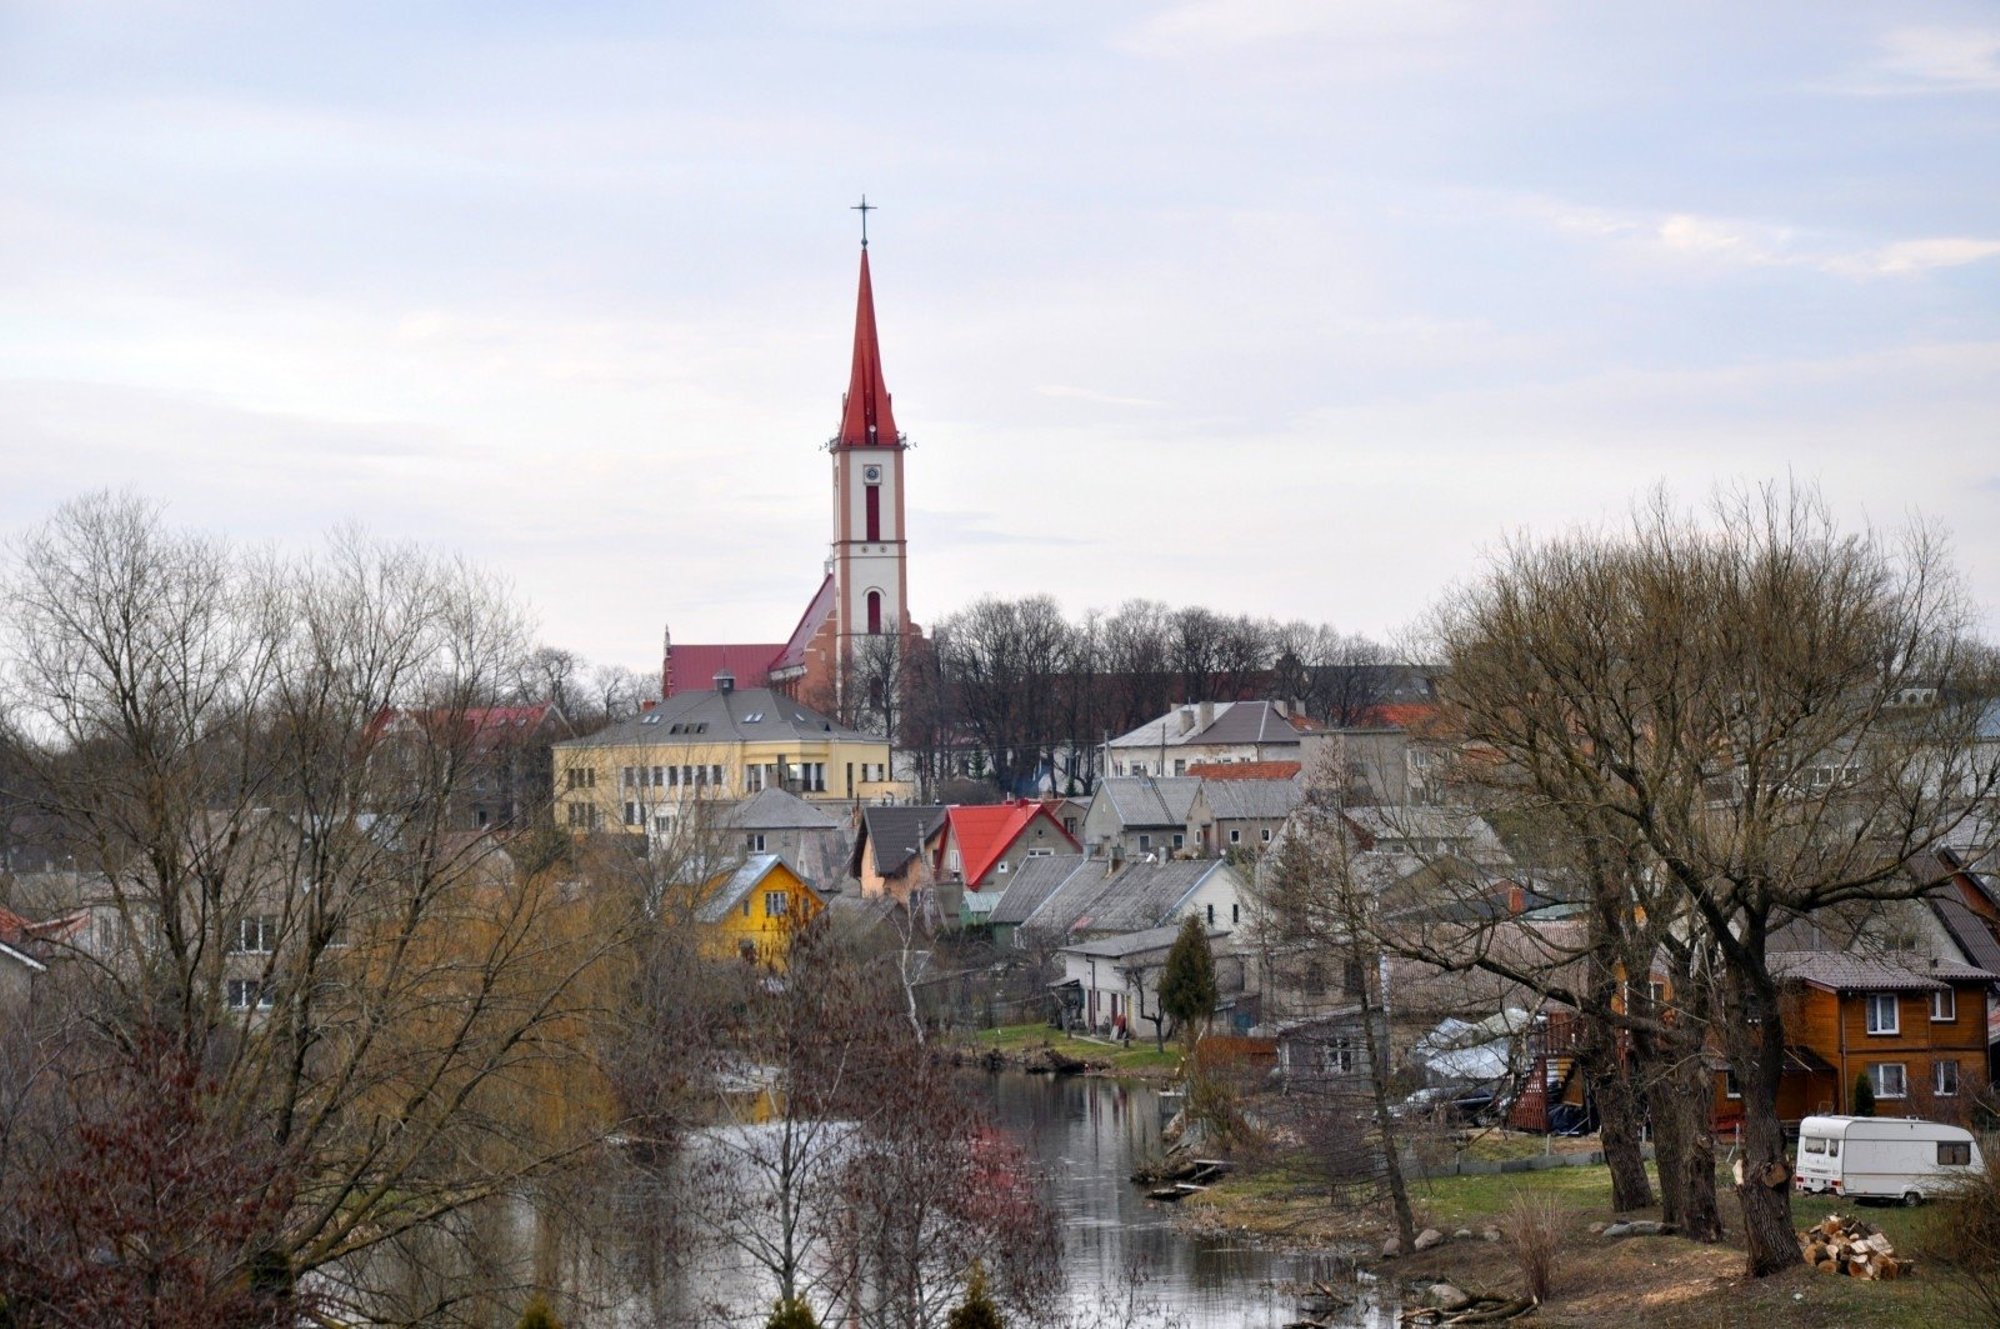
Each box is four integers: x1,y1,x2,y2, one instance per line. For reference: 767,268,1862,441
1356,985,1416,1248
1587,1044,1653,1212
1731,974,1802,1275
1637,1037,1722,1240
1645,1061,1686,1228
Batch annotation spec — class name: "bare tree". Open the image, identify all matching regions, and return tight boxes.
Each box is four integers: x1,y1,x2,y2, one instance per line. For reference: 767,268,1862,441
1428,482,1999,1274
0,494,638,1318
1248,795,1419,1251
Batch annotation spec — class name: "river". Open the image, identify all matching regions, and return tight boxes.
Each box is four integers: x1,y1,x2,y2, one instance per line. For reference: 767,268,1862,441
350,1072,1389,1326
974,1072,1389,1329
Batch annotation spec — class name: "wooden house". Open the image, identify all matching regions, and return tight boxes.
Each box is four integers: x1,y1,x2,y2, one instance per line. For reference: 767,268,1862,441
694,854,826,967
1709,951,1993,1131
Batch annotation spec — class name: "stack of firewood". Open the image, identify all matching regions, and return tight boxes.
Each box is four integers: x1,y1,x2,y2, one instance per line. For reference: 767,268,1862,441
1799,1215,1912,1280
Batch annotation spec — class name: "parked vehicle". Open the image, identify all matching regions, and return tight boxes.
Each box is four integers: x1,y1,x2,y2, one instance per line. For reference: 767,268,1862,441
1793,1114,1983,1205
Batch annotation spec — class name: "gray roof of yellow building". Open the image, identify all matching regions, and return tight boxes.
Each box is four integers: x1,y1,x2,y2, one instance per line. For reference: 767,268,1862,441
717,788,845,831
553,687,879,749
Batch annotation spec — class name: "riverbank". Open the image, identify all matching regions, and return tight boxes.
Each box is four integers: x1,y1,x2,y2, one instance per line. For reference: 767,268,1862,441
958,1021,1184,1079
1178,1154,1964,1328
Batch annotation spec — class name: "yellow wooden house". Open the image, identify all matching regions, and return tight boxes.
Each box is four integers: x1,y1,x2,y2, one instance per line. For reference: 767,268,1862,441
694,854,826,967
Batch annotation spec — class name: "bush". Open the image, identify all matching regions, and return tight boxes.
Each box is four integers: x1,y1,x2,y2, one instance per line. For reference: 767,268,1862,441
517,1295,563,1329
1853,1072,1876,1118
946,1262,1005,1329
766,1298,819,1329
1501,1189,1566,1302
1923,1167,2000,1327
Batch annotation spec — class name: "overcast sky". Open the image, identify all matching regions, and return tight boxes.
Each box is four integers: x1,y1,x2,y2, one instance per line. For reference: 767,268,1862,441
4,2,1998,671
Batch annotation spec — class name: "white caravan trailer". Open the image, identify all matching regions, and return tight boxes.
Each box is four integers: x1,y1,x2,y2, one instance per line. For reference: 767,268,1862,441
1794,1114,1984,1205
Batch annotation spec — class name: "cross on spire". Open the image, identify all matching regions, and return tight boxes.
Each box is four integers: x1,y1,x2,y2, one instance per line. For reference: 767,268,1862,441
851,194,875,248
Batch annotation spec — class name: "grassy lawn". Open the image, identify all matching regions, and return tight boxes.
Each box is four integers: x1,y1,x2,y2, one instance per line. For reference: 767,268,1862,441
1184,1156,1972,1329
962,1021,1183,1073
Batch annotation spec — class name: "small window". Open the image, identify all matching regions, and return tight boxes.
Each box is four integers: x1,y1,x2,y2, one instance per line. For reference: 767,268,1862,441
624,802,640,826
1827,1138,1839,1158
1231,903,1239,924
1205,904,1215,925
1865,994,1899,1035
1932,989,1956,1023
1935,1060,1960,1097
1171,833,1184,849
227,979,272,1010
1802,1137,1826,1155
1871,1063,1907,1099
1261,828,1272,843
1940,1140,1973,1166
748,834,766,852
764,891,789,917
1138,835,1151,851
1724,1069,1742,1100
1229,829,1241,844
996,861,1010,874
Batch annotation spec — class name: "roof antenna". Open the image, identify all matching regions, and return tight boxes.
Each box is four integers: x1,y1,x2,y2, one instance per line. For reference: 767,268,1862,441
852,194,875,249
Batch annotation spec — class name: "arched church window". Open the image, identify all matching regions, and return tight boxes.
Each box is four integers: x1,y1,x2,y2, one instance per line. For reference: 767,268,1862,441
865,483,882,543
866,590,883,635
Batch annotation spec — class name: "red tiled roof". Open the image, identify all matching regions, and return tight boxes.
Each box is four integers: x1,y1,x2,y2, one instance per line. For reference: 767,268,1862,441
1186,760,1302,781
0,906,33,946
665,644,785,697
944,801,1081,888
770,573,837,676
1365,702,1441,731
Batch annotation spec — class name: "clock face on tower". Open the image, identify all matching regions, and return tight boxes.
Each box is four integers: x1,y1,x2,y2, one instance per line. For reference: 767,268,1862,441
863,465,882,483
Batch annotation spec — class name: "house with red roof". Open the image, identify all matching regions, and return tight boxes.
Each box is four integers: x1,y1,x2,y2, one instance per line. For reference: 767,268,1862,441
660,235,921,718
934,800,1082,890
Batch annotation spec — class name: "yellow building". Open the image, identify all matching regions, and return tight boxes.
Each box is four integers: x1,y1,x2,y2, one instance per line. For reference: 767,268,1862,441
693,854,825,966
551,684,910,835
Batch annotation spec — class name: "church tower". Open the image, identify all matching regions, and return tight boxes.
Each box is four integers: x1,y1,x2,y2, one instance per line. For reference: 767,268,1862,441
828,239,910,663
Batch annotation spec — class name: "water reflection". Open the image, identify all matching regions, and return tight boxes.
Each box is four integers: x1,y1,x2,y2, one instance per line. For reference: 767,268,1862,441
975,1073,1388,1329
347,1074,1390,1327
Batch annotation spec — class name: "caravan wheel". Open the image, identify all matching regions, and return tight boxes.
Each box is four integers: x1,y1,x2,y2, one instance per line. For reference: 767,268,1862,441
1901,1191,1923,1208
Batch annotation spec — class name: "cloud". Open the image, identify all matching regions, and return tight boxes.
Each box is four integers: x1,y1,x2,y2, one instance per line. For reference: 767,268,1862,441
1846,238,2000,275
1525,198,2000,280
1035,384,1164,409
1862,26,2000,93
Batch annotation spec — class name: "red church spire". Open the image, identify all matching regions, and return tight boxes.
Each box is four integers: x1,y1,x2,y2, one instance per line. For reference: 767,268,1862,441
837,245,899,448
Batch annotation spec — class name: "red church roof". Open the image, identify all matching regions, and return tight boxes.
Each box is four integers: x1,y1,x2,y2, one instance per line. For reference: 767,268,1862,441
664,643,786,697
943,801,1081,889
837,248,899,448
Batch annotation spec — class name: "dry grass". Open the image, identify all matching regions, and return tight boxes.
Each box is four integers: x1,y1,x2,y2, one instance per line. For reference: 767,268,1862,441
1501,1188,1567,1301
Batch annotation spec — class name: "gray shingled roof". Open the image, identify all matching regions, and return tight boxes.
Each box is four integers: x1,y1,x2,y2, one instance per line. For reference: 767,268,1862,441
1093,777,1203,828
1107,700,1309,751
1933,895,2000,976
1079,860,1236,935
554,687,875,749
1770,950,1994,992
694,853,810,924
988,854,1090,927
1024,859,1237,939
1058,923,1227,961
715,788,843,831
857,804,946,878
1201,778,1305,820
